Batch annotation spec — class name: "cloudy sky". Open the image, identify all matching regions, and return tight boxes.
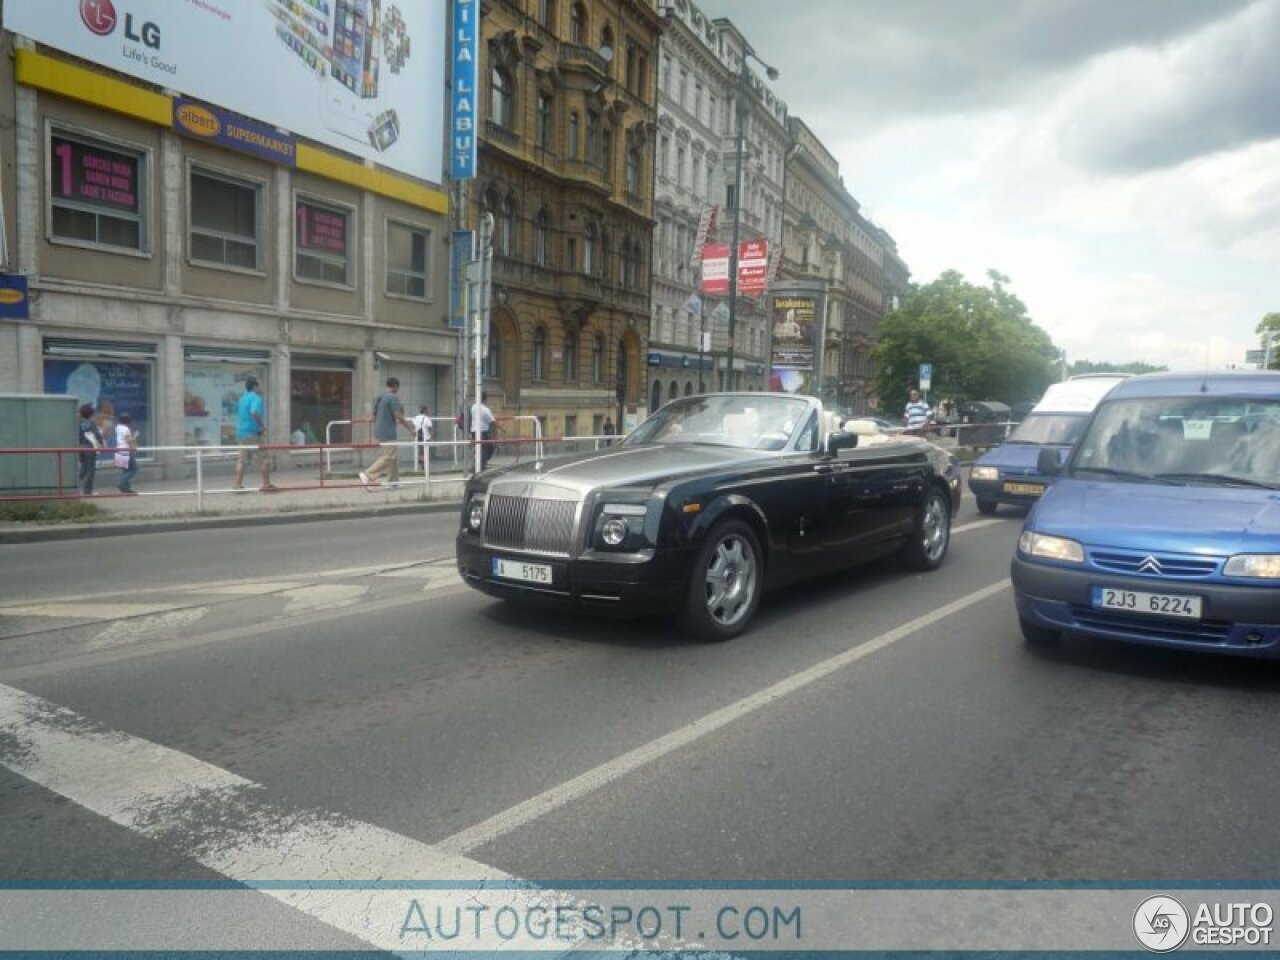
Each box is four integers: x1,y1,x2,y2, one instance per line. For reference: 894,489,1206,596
698,0,1279,371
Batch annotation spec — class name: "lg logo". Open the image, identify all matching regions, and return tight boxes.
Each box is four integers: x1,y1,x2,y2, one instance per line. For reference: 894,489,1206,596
80,0,117,36
79,0,161,48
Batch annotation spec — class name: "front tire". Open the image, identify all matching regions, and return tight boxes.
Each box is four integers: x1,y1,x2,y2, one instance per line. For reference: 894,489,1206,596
681,519,763,642
900,486,951,571
976,498,998,516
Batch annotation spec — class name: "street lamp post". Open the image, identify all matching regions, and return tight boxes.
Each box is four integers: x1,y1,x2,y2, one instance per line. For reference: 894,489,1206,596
725,46,778,393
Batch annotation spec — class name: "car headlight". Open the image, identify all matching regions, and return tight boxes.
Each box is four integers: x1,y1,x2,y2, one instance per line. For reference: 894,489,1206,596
466,498,484,533
595,502,647,550
1224,554,1280,579
601,518,628,546
1018,531,1084,563
971,466,998,481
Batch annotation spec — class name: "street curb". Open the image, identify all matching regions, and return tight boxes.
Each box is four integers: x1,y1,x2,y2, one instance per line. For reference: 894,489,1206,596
0,499,464,544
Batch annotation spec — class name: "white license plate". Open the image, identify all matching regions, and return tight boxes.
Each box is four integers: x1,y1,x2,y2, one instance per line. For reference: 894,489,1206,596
492,558,553,585
1091,587,1202,620
1003,481,1045,496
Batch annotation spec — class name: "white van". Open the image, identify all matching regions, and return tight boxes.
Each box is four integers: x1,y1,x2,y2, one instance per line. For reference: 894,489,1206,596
967,375,1129,514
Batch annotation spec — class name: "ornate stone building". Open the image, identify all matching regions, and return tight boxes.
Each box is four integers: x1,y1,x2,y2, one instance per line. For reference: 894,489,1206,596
469,0,662,438
648,3,787,410
780,117,908,415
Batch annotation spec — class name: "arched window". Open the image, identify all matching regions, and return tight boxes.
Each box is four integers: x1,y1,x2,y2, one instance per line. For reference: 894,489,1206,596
486,321,501,378
498,195,516,255
583,221,596,275
668,381,679,402
534,208,550,266
601,25,614,58
490,67,513,129
532,326,547,380
651,380,662,412
570,3,587,43
538,0,554,28
600,228,611,281
685,381,694,397
625,147,639,194
592,334,604,384
563,331,578,382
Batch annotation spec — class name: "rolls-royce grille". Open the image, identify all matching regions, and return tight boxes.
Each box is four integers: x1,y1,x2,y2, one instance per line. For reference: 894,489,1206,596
485,495,576,556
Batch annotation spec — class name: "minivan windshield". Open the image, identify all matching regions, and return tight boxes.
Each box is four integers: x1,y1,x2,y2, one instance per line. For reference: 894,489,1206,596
1072,396,1280,488
1008,413,1087,445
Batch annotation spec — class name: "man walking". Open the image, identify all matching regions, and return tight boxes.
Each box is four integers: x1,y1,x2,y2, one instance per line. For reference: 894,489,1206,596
361,377,412,489
471,391,498,470
904,388,932,432
232,376,276,492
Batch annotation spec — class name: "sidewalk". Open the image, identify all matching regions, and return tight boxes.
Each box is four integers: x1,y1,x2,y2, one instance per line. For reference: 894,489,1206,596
0,462,469,543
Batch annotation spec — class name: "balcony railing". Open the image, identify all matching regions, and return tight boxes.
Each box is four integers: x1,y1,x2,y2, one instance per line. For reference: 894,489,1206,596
484,120,521,150
558,44,611,78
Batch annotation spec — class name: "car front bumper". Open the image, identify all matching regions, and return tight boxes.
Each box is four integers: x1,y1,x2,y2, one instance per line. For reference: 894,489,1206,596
1011,555,1280,657
456,535,688,617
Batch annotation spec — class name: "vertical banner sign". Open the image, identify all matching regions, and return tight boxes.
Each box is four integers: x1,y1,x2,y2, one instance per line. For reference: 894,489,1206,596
737,240,770,295
450,0,479,180
449,230,474,330
690,204,720,267
700,244,730,295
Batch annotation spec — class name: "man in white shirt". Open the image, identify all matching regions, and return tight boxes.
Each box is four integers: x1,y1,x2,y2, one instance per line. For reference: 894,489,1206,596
904,388,932,432
470,392,498,469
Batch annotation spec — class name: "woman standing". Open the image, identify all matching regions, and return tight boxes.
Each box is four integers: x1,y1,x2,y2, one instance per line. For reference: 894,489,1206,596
77,403,104,496
114,413,139,494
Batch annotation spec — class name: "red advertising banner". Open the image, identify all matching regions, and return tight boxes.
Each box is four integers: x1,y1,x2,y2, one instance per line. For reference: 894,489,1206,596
700,243,730,294
690,204,720,266
738,239,770,295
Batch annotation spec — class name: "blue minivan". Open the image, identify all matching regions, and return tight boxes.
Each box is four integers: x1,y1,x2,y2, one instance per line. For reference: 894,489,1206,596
1012,371,1280,657
968,376,1128,515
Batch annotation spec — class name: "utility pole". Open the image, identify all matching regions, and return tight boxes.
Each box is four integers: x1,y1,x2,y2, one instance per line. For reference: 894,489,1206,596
470,212,493,474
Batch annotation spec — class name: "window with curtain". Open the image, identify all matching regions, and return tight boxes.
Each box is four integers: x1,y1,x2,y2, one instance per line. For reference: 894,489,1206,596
534,208,550,266
532,327,546,380
490,67,513,128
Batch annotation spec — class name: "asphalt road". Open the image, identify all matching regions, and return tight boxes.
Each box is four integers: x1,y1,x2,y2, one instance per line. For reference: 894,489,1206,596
3,498,1280,946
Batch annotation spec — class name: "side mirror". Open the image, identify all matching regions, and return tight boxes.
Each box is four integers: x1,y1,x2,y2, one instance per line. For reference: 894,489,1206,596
1037,447,1063,476
827,432,859,455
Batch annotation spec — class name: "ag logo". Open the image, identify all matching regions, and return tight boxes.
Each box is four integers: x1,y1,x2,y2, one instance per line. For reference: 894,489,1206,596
80,0,118,36
1134,895,1190,952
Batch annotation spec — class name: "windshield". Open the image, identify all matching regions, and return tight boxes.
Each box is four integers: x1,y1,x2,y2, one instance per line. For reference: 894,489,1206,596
1008,413,1088,445
624,395,814,451
1072,395,1280,487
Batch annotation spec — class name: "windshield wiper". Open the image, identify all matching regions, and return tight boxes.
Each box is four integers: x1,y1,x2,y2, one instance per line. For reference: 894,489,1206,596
1073,466,1179,484
1154,472,1279,490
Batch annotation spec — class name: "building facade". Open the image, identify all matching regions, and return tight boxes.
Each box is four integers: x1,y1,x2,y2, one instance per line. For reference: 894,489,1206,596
469,0,662,439
0,12,455,476
780,117,907,415
647,4,786,408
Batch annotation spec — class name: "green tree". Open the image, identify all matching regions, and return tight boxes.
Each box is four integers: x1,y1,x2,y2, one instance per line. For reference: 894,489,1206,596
1258,312,1280,369
875,269,1059,416
1069,359,1167,376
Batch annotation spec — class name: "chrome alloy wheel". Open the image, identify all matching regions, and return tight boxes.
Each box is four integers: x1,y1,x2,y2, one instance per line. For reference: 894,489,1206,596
703,533,759,627
921,492,949,563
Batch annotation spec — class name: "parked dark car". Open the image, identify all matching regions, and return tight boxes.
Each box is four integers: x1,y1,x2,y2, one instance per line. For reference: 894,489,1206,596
955,400,1012,449
457,393,961,641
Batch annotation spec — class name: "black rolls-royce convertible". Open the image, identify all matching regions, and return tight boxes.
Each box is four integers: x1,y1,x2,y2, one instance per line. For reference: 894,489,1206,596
456,393,962,641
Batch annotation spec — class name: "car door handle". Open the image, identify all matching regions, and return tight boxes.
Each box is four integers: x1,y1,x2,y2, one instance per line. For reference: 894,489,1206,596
813,463,837,475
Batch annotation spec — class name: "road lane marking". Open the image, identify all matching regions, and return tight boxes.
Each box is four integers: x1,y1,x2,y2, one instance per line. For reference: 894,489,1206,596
437,578,1012,856
86,608,209,651
278,584,368,617
0,601,186,620
952,517,1010,535
0,682,512,949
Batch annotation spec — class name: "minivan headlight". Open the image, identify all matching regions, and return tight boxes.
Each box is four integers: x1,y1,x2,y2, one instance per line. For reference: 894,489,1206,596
1018,531,1084,563
971,466,998,481
1224,554,1280,579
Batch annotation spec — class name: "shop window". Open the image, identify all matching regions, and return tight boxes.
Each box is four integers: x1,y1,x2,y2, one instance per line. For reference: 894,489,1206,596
386,221,429,298
290,367,353,444
43,347,155,454
189,168,260,270
295,197,352,286
49,131,147,252
183,361,268,447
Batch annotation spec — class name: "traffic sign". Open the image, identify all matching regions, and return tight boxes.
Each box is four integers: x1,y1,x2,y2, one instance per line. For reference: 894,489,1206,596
919,363,933,391
1245,349,1265,364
